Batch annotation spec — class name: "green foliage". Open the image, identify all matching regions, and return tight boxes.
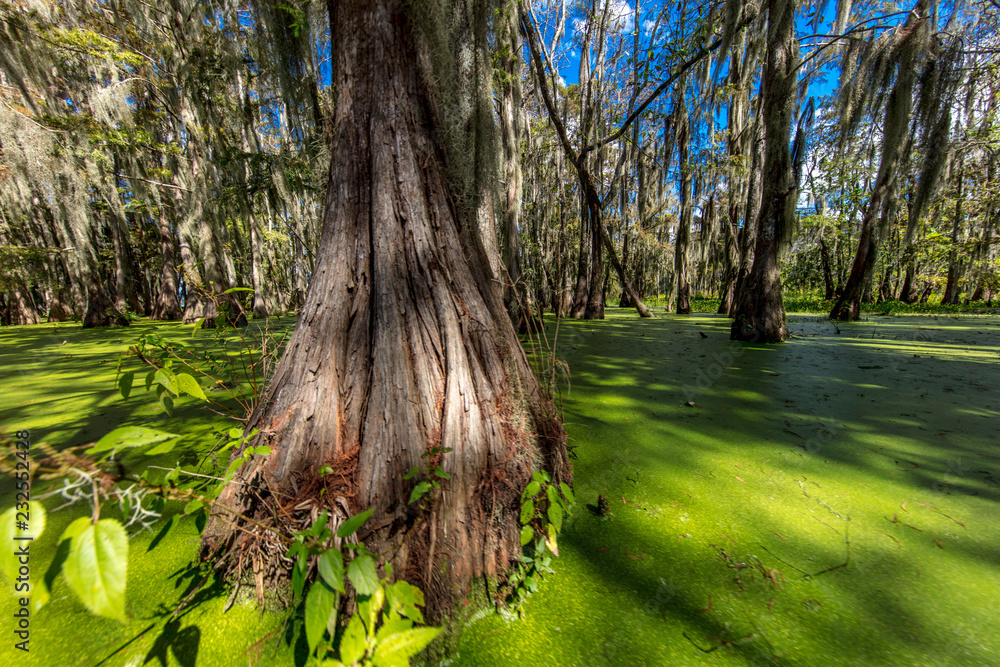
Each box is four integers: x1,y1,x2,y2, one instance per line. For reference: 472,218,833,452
116,319,288,421
90,426,180,455
59,517,129,621
287,509,441,665
505,470,574,610
404,446,452,507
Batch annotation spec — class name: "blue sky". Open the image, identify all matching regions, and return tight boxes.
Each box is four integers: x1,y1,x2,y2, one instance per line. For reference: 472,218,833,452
545,1,842,100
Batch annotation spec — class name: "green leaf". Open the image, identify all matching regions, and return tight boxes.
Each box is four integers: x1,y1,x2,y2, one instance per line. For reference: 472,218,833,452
194,511,207,534
118,371,135,400
190,317,205,337
228,427,243,439
292,559,306,600
521,481,541,502
532,470,550,484
91,426,179,453
160,393,174,417
546,484,559,508
372,627,442,667
223,287,255,294
176,373,207,401
144,370,155,392
183,499,205,515
403,466,420,481
145,438,177,455
347,555,379,596
61,518,128,621
408,481,432,505
546,524,559,557
0,502,49,610
375,618,414,643
520,499,535,525
559,482,575,505
385,580,424,623
336,508,374,538
318,550,345,593
433,466,450,479
520,525,534,546
312,510,330,535
358,584,385,635
339,614,367,665
153,368,178,395
548,502,563,533
305,580,338,654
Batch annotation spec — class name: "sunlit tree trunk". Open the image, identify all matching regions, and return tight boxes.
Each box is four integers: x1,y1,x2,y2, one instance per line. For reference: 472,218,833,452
731,0,797,342
204,0,569,615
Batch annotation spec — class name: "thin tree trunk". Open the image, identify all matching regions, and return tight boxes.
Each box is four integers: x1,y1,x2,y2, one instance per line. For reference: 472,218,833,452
499,3,535,332
151,215,182,320
942,158,965,304
830,9,924,320
675,94,692,314
731,115,763,316
820,237,835,300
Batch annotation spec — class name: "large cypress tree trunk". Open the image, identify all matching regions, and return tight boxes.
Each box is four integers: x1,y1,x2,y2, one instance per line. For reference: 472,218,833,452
203,0,569,615
730,0,796,343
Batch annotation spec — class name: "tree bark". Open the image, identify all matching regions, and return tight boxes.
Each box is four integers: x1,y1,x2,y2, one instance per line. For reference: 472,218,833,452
83,273,129,328
151,214,182,320
674,95,692,314
730,0,796,342
830,8,925,320
499,3,530,331
942,158,965,304
203,0,569,616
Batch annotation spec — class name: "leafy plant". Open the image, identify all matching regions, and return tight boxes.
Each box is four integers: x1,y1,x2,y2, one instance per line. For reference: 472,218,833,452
115,303,288,419
505,470,574,610
288,509,441,665
403,446,452,507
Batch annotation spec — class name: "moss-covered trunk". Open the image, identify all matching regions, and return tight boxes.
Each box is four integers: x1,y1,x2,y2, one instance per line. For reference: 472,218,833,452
731,0,796,343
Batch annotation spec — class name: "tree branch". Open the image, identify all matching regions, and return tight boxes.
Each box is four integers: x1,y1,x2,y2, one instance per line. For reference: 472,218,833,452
578,10,758,160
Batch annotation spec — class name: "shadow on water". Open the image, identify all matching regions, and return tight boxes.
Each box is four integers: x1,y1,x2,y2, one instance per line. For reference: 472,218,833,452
459,310,1000,666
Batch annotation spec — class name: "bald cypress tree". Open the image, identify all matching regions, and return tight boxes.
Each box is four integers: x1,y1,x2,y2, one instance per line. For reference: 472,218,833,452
730,0,797,342
202,0,570,614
